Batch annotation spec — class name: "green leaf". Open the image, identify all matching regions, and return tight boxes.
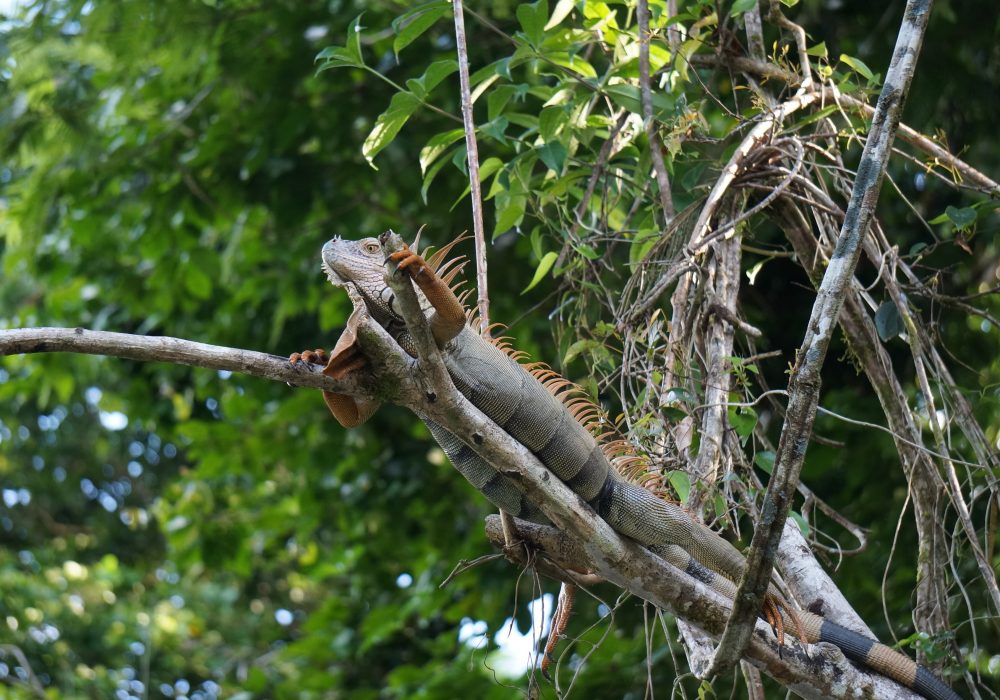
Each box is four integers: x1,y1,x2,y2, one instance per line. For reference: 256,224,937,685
421,153,451,203
419,128,465,174
477,156,506,182
789,510,811,537
666,470,691,504
544,0,576,29
495,56,514,81
487,84,518,122
660,406,688,421
481,116,510,143
839,53,874,81
753,450,775,474
450,156,505,209
393,1,450,56
495,192,526,235
245,667,269,693
538,105,565,141
363,91,421,168
729,0,757,17
728,405,757,446
945,205,977,230
516,0,548,46
537,141,566,174
563,338,600,364
605,84,674,119
451,145,469,175
406,59,458,100
793,105,837,131
875,301,904,341
316,13,366,70
523,251,558,293
675,39,701,82
546,52,597,79
806,41,828,58
628,229,659,268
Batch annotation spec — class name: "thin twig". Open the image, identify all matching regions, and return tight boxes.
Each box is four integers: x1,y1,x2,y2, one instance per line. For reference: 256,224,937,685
766,0,812,88
0,645,46,699
638,0,675,222
439,552,505,588
452,0,491,334
687,52,1000,195
452,0,523,549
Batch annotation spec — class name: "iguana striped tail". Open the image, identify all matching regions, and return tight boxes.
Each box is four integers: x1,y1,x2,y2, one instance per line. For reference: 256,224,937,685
655,544,961,700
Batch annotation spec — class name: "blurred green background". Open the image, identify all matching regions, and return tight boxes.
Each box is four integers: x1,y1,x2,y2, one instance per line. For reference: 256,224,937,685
0,1,997,698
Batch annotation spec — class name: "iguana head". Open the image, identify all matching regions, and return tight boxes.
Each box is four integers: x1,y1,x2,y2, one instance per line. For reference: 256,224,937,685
321,235,401,324
321,236,383,288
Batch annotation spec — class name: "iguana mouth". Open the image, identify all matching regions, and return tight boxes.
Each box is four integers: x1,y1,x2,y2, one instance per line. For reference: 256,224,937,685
321,236,348,287
321,258,344,286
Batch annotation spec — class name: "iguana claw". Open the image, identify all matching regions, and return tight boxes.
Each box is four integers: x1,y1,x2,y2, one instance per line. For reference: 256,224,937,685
289,348,329,366
388,244,430,280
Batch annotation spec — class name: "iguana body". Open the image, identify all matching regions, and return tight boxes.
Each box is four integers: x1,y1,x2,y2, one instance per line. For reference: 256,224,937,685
293,233,959,700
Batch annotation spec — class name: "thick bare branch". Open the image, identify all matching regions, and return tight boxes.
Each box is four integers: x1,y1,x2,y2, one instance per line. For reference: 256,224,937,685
687,91,820,256
483,517,923,699
689,228,741,509
0,327,373,398
771,196,952,653
711,0,934,673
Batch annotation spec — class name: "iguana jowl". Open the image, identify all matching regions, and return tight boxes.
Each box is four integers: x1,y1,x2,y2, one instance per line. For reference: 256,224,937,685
292,232,959,700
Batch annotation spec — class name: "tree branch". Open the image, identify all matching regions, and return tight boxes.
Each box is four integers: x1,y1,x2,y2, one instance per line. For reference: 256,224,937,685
687,53,1000,196
0,327,374,398
0,232,941,697
483,516,923,699
709,0,934,674
638,0,675,222
376,233,920,698
452,0,491,332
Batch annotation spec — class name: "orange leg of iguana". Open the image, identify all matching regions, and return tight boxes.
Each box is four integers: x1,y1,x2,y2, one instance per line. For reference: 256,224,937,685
389,244,466,347
762,597,785,647
289,346,376,428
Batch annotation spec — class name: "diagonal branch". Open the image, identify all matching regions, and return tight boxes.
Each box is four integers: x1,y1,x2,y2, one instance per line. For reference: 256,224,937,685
708,0,934,675
376,233,921,698
482,516,923,699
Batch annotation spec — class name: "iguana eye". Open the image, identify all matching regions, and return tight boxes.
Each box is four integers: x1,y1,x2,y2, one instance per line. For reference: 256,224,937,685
363,241,380,255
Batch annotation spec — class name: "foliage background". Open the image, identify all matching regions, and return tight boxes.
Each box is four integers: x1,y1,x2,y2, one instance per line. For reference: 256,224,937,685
0,0,997,698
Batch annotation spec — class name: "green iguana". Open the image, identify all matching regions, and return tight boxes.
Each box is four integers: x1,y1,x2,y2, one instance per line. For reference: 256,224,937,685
291,232,960,700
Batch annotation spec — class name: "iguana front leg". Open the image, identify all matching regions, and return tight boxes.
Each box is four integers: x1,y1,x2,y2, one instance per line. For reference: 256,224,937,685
290,309,380,428
388,242,467,348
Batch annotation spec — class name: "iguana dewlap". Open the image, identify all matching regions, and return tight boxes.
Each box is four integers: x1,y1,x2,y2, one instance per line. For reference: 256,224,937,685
291,233,959,700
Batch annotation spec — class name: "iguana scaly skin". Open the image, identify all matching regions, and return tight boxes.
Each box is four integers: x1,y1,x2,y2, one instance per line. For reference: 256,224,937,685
292,233,959,700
